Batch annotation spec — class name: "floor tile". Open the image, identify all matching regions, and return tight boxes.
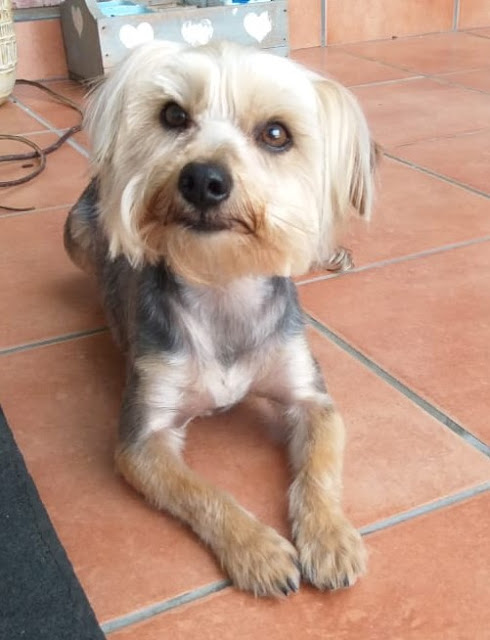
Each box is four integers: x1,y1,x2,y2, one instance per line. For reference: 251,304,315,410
4,31,490,636
299,242,490,444
0,100,47,135
0,335,223,623
1,325,488,620
299,157,490,282
327,0,453,45
391,128,490,195
0,208,104,350
344,32,490,75
438,67,490,93
112,492,490,640
291,48,416,86
322,158,490,272
458,0,490,30
353,77,490,146
12,80,87,131
306,329,490,525
0,132,89,210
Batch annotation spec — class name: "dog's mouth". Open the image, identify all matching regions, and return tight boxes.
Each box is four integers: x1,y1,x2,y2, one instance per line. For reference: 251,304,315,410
178,212,231,233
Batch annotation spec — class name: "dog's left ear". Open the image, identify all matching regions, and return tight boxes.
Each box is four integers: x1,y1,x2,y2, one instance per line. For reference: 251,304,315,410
313,78,378,222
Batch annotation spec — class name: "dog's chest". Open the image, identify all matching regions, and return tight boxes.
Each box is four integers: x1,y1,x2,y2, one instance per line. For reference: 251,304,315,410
178,279,278,412
199,359,254,411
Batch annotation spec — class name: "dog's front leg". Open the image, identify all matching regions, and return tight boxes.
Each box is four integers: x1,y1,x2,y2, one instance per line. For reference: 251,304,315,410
115,371,300,597
262,335,366,590
287,399,366,590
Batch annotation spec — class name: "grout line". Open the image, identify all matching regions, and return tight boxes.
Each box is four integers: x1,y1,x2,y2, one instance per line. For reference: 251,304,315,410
0,203,72,219
437,66,490,77
68,139,89,158
320,46,490,95
101,579,231,634
100,483,489,634
13,6,61,21
435,75,490,95
346,47,490,94
329,29,457,50
384,152,490,199
342,50,428,75
11,97,90,158
66,135,89,158
321,0,326,47
413,69,490,96
468,31,490,41
0,327,108,356
296,235,490,286
391,124,490,146
307,316,490,458
452,0,460,31
360,482,490,536
6,96,47,134
348,75,424,89
12,96,66,128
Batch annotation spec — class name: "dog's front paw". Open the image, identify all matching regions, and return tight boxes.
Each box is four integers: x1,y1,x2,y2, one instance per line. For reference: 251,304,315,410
295,514,366,590
220,521,300,597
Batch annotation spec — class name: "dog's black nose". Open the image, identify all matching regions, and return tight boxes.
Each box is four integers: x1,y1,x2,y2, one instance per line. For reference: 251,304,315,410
178,162,232,210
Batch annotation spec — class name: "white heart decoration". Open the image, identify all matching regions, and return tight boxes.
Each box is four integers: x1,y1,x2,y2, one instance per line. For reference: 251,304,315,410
119,23,154,49
71,6,84,38
181,19,214,47
243,11,272,43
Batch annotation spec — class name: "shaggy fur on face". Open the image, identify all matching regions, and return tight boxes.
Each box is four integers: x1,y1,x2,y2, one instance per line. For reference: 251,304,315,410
86,40,373,285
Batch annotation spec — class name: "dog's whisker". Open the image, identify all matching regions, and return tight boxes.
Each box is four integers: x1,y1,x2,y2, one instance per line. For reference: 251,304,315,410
267,210,312,235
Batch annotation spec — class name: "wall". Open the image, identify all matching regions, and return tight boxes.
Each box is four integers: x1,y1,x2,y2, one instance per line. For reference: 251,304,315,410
290,0,490,48
10,0,490,80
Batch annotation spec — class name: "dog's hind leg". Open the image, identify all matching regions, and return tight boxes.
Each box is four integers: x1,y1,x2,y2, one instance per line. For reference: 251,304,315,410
64,179,99,275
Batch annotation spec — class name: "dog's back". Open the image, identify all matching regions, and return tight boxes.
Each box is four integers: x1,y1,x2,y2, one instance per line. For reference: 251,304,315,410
64,179,99,275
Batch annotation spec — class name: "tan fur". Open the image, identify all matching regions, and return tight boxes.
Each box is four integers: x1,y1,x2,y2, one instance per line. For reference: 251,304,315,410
288,405,366,589
116,434,300,596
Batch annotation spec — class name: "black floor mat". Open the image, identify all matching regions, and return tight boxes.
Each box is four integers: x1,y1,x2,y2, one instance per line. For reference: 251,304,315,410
0,406,106,640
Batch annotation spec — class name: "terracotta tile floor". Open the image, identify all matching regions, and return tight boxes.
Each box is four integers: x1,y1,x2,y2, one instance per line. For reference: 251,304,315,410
1,32,489,638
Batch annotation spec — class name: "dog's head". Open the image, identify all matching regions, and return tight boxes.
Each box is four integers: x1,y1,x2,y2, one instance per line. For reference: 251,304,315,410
87,40,376,284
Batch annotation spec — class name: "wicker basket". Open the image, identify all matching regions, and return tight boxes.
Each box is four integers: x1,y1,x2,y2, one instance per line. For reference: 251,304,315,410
0,0,17,105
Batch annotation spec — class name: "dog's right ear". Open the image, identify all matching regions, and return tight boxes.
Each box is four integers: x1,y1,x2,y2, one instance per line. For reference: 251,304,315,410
85,41,183,171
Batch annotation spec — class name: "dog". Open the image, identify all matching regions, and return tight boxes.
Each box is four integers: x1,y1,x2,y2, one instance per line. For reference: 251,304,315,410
64,40,376,597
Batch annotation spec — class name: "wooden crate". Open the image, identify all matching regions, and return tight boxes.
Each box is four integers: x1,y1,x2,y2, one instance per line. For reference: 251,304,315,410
60,0,289,81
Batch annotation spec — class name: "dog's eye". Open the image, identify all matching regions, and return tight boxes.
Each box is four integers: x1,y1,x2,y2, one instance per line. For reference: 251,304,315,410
258,122,291,152
160,102,189,130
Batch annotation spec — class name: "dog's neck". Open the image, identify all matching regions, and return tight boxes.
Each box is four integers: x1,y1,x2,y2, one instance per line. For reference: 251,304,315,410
166,273,296,365
178,276,273,320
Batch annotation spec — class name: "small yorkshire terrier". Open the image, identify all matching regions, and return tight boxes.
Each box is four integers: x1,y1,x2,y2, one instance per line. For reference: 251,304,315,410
65,40,376,597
